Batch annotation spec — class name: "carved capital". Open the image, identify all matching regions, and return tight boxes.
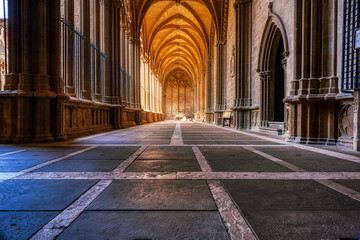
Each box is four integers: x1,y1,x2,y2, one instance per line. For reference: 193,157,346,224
113,0,121,8
216,40,226,47
234,0,251,9
99,0,110,6
130,38,141,45
259,71,271,81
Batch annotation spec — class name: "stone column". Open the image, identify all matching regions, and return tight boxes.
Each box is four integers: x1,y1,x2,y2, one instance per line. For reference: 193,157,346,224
80,0,92,99
215,40,226,125
284,0,339,145
125,31,131,106
120,25,126,105
0,0,63,142
100,0,112,103
112,4,120,103
93,0,102,101
48,0,67,141
205,59,212,122
233,0,252,130
110,3,116,103
64,0,76,96
129,38,135,108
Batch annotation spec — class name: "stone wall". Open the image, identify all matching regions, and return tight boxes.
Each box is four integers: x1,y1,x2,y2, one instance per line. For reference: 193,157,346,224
251,0,295,111
225,0,236,110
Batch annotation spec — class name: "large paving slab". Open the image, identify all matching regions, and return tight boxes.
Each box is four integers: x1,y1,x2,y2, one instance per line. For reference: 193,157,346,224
58,211,230,240
0,151,74,161
333,180,360,192
34,159,124,172
255,146,360,172
0,180,97,210
244,211,360,240
138,146,196,160
223,180,360,239
0,211,60,240
125,159,201,172
66,146,140,160
222,180,360,211
87,180,217,210
0,159,49,172
200,147,291,172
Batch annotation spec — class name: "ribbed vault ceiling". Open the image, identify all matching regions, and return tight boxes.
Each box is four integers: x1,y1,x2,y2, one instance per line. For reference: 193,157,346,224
137,0,218,85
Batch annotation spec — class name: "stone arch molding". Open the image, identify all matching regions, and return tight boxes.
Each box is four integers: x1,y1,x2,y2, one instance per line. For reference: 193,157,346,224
257,2,290,72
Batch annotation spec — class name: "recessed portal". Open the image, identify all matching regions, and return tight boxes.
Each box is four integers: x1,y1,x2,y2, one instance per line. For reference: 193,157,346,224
273,38,285,122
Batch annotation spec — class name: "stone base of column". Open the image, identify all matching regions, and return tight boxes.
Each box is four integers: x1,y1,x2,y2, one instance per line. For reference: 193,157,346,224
65,86,76,97
103,96,113,104
146,112,154,123
112,106,122,129
214,112,223,126
92,93,103,102
0,93,56,143
284,95,342,147
135,109,143,125
81,90,92,100
112,97,121,105
51,95,69,142
121,107,137,128
205,112,215,124
141,111,148,124
232,109,252,130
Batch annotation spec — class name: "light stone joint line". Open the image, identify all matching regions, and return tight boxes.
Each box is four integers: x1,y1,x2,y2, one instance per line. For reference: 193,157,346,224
245,146,360,202
6,171,360,180
316,179,360,202
0,146,98,183
208,180,257,240
111,146,148,173
170,121,184,145
19,146,98,174
59,144,290,147
243,146,305,172
192,146,212,172
0,148,33,157
216,123,360,164
30,180,113,240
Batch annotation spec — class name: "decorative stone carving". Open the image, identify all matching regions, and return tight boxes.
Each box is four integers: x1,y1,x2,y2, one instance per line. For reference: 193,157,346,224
282,51,289,71
230,45,235,78
339,104,354,138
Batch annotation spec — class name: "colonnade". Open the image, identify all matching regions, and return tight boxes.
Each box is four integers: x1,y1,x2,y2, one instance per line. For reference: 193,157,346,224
140,57,162,113
61,0,139,108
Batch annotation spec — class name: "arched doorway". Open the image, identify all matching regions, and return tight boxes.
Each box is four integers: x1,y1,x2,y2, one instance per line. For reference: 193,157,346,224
257,8,289,135
273,37,285,122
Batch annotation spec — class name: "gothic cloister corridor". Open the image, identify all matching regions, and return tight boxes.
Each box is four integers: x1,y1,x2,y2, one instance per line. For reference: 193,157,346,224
0,121,360,239
1,0,360,239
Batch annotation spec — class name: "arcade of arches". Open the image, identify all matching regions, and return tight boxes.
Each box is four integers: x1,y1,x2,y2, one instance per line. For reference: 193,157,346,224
0,0,359,151
2,1,360,239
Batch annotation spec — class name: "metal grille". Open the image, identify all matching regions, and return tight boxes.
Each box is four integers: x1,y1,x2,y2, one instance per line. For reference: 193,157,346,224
342,0,360,91
61,18,107,98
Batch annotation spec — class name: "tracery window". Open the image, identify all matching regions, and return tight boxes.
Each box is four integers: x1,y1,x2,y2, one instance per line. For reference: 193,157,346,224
342,0,360,91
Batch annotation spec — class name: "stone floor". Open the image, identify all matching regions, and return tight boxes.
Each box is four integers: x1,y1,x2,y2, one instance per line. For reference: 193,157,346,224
0,121,360,240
